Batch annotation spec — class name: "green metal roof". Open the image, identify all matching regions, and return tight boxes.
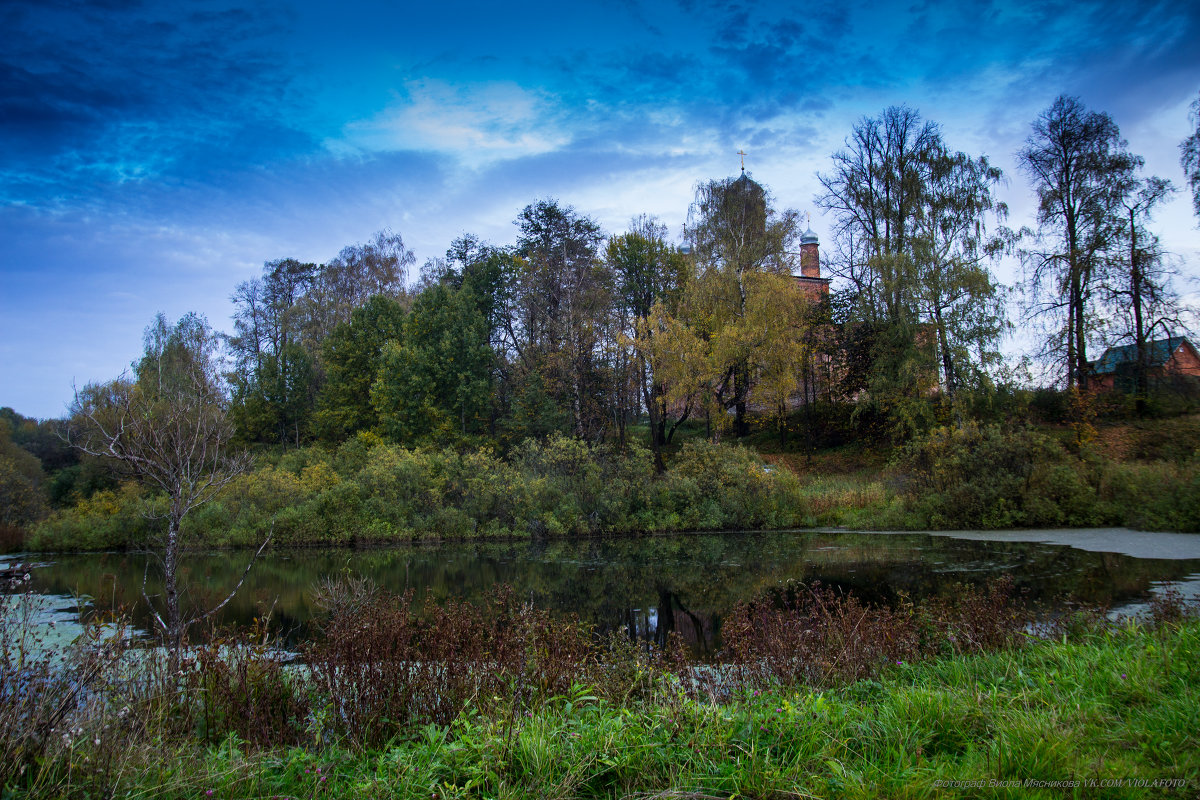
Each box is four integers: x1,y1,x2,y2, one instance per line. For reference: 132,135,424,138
1093,337,1192,374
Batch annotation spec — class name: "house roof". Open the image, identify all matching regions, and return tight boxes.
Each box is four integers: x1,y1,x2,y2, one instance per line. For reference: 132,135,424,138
1092,337,1193,374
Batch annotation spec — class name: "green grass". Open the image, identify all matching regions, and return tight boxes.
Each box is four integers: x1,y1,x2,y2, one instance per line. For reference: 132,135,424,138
795,471,894,527
25,619,1197,799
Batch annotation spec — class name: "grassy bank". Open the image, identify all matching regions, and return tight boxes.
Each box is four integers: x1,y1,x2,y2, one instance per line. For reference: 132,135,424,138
2,581,1196,799
165,621,1200,799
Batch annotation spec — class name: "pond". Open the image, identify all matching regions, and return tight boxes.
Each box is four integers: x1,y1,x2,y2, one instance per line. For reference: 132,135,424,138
5,528,1200,655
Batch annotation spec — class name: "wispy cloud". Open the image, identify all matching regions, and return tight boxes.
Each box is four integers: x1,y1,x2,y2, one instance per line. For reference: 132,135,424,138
335,79,571,167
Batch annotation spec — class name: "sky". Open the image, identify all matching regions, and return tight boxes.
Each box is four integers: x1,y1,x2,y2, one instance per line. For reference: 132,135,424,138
2,0,1199,419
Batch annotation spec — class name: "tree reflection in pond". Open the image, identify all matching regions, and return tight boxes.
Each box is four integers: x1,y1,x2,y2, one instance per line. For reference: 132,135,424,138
12,530,1200,655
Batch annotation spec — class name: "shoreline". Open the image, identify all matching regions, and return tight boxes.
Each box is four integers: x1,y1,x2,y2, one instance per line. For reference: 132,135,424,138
9,524,1200,559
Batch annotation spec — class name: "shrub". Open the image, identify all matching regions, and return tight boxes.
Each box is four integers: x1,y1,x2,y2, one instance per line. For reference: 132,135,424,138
34,435,816,550
1127,416,1200,462
668,440,806,529
719,578,1029,691
512,435,620,535
1098,460,1200,532
186,628,308,747
29,482,161,551
303,585,601,744
897,423,1100,529
0,457,46,532
0,581,128,787
186,465,308,546
1027,388,1069,424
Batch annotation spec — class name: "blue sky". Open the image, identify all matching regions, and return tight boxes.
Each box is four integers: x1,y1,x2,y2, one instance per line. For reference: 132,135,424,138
2,0,1199,418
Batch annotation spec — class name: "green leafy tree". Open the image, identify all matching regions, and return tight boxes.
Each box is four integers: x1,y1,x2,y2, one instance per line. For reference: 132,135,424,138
684,172,801,438
607,216,691,468
0,405,115,507
227,231,413,445
817,107,942,434
417,236,520,439
313,295,406,441
372,283,492,444
0,407,76,473
302,229,414,343
1105,174,1181,413
511,200,611,440
442,237,519,438
228,258,320,444
818,106,941,326
0,417,47,532
818,107,1011,435
911,148,1011,406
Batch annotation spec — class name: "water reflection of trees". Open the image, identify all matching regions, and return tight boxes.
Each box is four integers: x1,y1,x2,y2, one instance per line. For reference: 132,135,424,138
21,532,1200,652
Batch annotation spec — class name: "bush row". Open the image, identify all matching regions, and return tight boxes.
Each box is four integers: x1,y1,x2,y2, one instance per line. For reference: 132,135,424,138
30,435,808,551
893,423,1200,531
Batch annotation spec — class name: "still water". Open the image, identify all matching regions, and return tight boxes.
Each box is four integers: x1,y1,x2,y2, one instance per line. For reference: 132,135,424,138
5,528,1200,655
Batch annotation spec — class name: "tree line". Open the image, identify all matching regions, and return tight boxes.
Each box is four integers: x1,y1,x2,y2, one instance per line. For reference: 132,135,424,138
216,95,1197,458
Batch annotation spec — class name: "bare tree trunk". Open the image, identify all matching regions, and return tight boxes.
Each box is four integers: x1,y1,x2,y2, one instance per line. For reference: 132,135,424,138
1073,270,1089,391
733,362,749,438
934,308,956,405
1129,207,1147,416
69,314,257,678
640,355,666,473
1065,208,1080,390
164,507,183,674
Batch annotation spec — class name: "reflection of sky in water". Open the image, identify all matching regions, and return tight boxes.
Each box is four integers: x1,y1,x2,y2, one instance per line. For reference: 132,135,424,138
0,586,90,652
1108,575,1200,621
5,529,1200,651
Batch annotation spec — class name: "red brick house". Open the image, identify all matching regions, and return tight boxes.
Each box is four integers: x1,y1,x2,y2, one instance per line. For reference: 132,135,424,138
1090,337,1200,391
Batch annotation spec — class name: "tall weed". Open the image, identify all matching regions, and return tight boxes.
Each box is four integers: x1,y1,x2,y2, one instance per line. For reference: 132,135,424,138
719,577,1028,691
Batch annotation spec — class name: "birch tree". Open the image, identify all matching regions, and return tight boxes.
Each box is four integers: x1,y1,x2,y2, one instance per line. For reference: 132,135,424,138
512,200,609,440
911,148,1011,404
1181,91,1200,223
818,106,1009,432
608,217,691,469
1018,95,1138,389
67,313,258,671
1105,174,1181,412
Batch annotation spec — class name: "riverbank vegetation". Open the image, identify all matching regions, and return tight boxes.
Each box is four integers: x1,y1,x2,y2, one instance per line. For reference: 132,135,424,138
809,416,1200,532
2,576,1196,798
10,408,1200,553
27,436,807,550
6,403,1200,554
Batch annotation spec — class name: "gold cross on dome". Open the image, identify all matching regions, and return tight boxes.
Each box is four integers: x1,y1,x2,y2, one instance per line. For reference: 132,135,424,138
737,150,747,170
